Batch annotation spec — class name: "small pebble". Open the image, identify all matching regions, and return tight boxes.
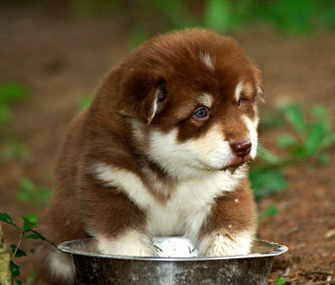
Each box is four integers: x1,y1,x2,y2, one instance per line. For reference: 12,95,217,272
234,198,239,204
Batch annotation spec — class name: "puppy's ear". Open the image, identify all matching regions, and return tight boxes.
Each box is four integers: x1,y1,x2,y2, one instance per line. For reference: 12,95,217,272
253,66,265,102
119,69,166,124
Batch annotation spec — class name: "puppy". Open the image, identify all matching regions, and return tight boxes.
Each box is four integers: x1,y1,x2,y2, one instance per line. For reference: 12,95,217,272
36,28,263,284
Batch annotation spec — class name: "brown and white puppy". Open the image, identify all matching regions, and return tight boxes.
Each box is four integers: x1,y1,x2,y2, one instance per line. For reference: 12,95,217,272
36,28,263,284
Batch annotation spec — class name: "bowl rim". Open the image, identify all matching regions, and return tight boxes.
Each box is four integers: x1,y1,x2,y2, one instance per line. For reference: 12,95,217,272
58,238,288,262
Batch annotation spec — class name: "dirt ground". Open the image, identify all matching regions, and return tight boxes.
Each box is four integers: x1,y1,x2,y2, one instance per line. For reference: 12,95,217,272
1,7,335,285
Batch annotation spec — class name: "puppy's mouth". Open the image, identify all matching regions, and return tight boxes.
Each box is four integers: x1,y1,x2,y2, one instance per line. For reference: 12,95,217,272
197,153,253,174
221,156,253,174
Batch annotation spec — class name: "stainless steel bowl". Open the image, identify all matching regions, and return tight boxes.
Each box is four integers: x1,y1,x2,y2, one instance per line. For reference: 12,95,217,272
58,237,288,285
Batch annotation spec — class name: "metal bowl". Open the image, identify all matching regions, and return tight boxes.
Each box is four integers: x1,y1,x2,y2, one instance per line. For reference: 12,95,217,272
58,237,288,285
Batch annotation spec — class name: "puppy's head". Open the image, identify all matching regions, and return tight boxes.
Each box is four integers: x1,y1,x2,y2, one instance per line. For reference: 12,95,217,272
117,29,263,179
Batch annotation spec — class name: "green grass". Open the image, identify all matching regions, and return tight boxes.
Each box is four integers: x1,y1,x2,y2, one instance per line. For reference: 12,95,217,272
0,82,30,105
276,104,335,163
276,277,286,285
0,81,30,125
78,94,92,111
17,178,51,206
250,166,288,200
65,0,335,49
250,104,335,200
0,81,31,164
259,205,279,220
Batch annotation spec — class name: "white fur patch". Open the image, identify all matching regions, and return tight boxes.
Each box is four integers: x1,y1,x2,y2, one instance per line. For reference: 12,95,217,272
48,250,75,281
198,229,255,257
97,230,153,256
147,125,236,179
253,105,260,127
151,169,246,237
242,115,258,158
200,53,214,70
94,163,156,209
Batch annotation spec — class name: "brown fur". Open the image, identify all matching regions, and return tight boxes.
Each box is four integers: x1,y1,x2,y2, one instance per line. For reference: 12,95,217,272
198,178,257,240
35,29,262,284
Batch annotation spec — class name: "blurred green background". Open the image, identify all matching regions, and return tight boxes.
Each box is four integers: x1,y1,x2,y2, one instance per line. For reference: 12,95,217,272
2,0,335,45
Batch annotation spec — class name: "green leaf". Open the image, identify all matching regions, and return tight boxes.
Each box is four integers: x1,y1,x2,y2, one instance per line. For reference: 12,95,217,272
25,230,57,248
265,0,316,35
17,191,30,203
0,81,30,104
127,27,147,50
276,135,297,149
311,105,328,121
153,0,193,28
11,244,27,258
26,275,36,285
263,205,278,218
17,178,51,206
330,133,335,144
262,111,284,130
22,213,38,233
304,121,329,155
318,153,330,165
0,212,18,228
25,230,46,241
250,167,288,200
204,0,235,32
10,260,21,277
19,178,35,191
259,206,277,219
283,105,308,137
276,277,286,285
78,95,92,111
0,103,10,124
324,0,335,28
291,145,308,159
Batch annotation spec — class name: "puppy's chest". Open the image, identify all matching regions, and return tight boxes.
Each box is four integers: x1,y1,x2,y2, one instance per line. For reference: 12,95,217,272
145,171,243,236
94,163,245,235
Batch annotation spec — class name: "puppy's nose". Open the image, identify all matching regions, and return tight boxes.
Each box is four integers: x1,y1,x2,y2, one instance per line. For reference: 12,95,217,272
230,140,252,157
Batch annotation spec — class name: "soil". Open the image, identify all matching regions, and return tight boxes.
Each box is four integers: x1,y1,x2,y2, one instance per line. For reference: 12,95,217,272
1,7,335,285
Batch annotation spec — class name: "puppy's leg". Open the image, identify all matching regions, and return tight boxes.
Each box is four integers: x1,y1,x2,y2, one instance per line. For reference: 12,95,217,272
80,181,153,256
197,180,257,256
198,228,255,256
97,229,153,256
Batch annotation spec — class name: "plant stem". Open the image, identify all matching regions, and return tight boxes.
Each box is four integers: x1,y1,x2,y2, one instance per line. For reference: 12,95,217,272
0,223,12,285
11,230,24,261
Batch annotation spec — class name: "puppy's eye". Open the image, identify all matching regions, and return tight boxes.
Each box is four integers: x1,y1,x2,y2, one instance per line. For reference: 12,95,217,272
193,107,210,121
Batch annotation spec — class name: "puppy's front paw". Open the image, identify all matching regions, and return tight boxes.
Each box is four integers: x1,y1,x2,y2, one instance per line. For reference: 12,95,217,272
97,230,154,257
198,230,254,257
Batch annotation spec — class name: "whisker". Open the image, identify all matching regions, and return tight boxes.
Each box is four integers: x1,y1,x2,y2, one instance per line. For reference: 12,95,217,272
258,137,276,142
